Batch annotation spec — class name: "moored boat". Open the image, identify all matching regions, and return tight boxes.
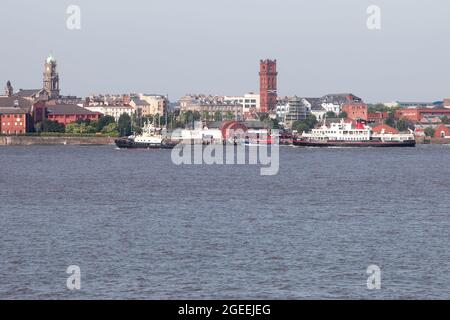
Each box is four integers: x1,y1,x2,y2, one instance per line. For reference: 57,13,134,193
115,122,176,149
293,119,416,148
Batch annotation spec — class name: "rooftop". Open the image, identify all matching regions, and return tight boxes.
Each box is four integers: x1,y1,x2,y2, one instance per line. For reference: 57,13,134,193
0,107,29,114
0,96,33,109
46,105,101,115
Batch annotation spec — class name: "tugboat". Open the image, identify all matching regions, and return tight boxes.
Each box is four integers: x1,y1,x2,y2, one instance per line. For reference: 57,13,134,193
293,119,416,148
115,122,176,149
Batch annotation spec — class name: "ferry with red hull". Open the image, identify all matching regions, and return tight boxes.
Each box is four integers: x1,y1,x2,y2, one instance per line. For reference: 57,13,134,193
293,119,416,148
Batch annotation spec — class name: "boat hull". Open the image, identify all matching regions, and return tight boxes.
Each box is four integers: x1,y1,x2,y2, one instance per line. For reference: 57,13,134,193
293,140,416,148
115,138,176,149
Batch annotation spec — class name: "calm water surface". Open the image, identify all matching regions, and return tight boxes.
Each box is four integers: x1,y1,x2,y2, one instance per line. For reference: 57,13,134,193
0,144,449,299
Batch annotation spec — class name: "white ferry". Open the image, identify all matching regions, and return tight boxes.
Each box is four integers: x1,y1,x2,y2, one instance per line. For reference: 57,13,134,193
293,119,416,147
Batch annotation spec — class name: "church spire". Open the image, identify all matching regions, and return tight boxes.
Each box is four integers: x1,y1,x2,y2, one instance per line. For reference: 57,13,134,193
5,80,13,97
43,55,60,99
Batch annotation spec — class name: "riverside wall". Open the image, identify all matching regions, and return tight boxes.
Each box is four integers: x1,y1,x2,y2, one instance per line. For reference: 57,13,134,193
0,136,115,146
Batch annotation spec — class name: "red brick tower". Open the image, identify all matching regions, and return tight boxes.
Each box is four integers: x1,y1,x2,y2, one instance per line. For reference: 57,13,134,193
259,59,278,113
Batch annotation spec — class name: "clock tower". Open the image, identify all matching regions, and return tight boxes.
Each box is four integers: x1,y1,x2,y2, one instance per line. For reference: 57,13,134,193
259,59,278,113
43,55,60,99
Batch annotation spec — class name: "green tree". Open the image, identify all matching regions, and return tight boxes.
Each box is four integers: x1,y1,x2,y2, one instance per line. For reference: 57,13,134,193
102,122,119,136
118,113,132,136
226,111,234,120
263,117,280,130
65,122,96,134
385,113,396,127
85,124,98,134
304,114,318,129
192,111,201,121
97,115,116,131
214,111,223,122
180,110,201,127
326,111,337,118
368,103,388,113
396,119,413,132
65,123,79,134
338,111,348,119
424,127,435,137
292,121,311,133
292,114,318,133
42,120,65,133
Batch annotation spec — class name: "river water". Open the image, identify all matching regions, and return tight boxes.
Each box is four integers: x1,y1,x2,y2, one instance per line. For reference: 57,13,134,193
0,144,449,299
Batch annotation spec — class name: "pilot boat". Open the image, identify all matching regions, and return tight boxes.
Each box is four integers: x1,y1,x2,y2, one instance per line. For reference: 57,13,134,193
115,122,176,149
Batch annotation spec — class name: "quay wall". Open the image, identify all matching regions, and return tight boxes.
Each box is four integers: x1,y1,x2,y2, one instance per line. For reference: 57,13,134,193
0,136,115,146
416,137,450,145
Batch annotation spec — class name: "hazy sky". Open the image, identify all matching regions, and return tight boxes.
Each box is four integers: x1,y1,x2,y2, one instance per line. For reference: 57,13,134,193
1,0,449,102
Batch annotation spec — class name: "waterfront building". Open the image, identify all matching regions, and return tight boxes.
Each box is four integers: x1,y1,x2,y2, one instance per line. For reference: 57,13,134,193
342,103,368,121
137,94,168,116
84,105,135,121
307,100,327,121
86,94,128,107
300,98,319,114
259,59,278,113
395,108,450,122
289,95,363,122
434,124,450,138
224,93,260,117
397,101,441,109
0,96,33,110
179,94,243,119
0,108,31,135
368,112,389,125
129,98,150,118
14,88,50,102
46,105,101,125
276,96,307,127
321,94,363,115
0,94,47,132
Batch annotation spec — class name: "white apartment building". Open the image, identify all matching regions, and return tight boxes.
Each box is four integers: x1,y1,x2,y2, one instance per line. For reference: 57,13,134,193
84,105,134,121
137,94,168,116
321,102,341,115
224,93,260,114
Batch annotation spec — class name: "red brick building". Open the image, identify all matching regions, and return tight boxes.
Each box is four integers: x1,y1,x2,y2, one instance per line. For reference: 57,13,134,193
0,108,31,135
395,108,450,122
342,103,368,121
46,104,101,125
434,124,450,138
259,59,277,113
368,112,389,125
31,101,47,124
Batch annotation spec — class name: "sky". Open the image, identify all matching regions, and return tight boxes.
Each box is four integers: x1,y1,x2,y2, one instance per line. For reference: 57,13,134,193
1,0,450,103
